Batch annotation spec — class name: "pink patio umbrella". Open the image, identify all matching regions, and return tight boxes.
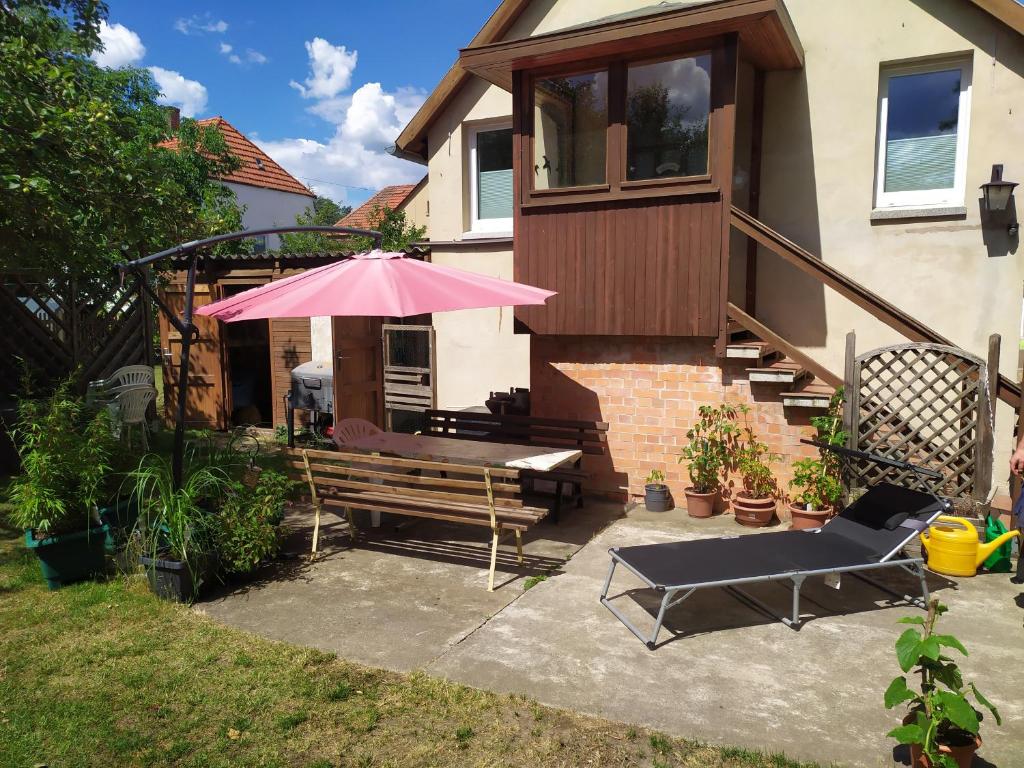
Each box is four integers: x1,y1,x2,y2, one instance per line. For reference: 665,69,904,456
195,250,554,321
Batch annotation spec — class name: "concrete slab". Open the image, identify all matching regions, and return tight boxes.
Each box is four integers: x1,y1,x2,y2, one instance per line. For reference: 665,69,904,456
197,501,624,671
425,508,1024,767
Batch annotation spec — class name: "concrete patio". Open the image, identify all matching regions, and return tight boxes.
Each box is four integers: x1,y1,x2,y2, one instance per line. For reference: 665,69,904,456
199,502,1024,768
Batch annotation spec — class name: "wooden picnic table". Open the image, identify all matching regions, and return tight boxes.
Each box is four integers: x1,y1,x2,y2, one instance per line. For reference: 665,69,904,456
345,431,582,473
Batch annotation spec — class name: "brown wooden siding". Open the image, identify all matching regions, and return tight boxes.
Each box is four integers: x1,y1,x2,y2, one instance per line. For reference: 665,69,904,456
269,318,312,426
514,195,722,336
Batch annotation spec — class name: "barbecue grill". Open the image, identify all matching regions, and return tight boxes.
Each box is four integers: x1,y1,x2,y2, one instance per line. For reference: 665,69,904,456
285,360,333,447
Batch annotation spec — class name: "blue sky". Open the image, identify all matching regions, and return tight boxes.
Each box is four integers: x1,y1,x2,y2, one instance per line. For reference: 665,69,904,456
95,2,497,207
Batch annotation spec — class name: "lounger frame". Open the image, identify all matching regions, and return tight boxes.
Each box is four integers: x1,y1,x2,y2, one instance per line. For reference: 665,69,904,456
600,540,932,650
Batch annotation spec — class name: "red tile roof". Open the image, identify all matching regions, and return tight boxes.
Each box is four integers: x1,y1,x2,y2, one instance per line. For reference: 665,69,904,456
336,184,418,229
160,117,314,197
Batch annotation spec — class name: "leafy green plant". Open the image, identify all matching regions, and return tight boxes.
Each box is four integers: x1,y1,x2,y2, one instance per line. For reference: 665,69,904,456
216,470,292,575
788,388,846,511
678,404,739,493
732,404,780,498
645,468,666,486
7,378,118,536
884,599,1000,766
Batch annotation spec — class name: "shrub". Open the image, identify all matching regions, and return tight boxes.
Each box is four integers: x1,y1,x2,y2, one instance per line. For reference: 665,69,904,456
216,470,292,575
788,389,846,511
7,379,118,536
678,404,739,493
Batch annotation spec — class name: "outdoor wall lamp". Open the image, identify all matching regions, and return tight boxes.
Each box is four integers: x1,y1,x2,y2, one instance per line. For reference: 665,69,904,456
980,164,1019,236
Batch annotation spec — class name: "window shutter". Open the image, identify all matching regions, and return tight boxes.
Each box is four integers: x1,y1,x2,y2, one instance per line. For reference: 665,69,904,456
884,133,957,193
478,168,513,220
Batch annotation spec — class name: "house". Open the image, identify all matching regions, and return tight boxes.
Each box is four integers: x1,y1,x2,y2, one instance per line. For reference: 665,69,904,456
392,0,1024,503
160,110,317,251
336,178,429,234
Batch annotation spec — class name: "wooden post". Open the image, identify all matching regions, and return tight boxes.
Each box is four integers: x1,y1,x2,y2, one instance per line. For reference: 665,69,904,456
744,68,765,317
484,468,499,592
302,450,323,560
843,332,858,494
975,335,999,503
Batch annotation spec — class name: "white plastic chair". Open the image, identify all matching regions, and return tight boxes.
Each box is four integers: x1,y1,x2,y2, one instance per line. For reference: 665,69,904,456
109,365,155,389
332,418,383,449
116,385,156,450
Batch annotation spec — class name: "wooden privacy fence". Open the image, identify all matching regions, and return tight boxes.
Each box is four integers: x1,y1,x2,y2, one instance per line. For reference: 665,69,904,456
0,273,151,398
843,332,997,503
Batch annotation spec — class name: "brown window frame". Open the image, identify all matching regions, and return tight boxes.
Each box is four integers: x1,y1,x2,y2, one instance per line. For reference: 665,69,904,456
518,39,723,209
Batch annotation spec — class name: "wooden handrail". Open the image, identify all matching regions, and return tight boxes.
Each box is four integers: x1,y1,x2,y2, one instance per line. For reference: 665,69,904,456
730,205,1021,409
726,303,843,388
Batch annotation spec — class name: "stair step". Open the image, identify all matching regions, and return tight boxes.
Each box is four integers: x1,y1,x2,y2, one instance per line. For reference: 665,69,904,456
780,378,836,408
725,340,777,360
747,360,808,384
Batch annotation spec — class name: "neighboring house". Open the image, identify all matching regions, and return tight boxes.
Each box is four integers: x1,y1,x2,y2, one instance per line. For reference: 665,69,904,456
393,0,1024,501
335,178,430,235
161,111,316,250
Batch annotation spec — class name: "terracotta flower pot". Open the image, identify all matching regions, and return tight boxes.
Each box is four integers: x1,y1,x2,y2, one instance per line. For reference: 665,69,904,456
733,493,776,527
909,737,982,768
684,488,718,518
788,502,830,530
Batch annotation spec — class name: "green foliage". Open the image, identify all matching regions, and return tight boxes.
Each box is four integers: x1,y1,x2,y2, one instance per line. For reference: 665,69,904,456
0,1,245,277
788,389,846,511
884,600,1000,766
645,468,666,486
677,404,739,493
7,378,118,535
278,196,351,252
523,574,548,591
216,470,292,575
348,204,427,253
732,404,780,498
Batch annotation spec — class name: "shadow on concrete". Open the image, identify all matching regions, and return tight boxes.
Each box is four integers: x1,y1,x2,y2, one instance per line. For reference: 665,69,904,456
610,568,958,649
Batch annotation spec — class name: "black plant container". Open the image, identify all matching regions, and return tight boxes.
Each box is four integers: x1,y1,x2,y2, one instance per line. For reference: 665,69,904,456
139,555,214,603
644,483,673,512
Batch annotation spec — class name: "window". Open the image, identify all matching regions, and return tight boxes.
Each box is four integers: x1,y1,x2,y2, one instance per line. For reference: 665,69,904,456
875,59,972,209
251,235,267,254
469,124,513,233
626,54,711,181
533,71,608,189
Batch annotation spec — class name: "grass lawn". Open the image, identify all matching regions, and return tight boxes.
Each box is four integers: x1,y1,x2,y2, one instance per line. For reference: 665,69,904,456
0,524,825,768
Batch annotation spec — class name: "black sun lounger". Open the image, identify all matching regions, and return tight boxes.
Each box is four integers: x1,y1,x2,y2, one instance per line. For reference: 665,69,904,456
601,480,950,649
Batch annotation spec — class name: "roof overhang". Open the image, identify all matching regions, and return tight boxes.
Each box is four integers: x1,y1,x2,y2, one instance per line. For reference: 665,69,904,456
460,0,803,92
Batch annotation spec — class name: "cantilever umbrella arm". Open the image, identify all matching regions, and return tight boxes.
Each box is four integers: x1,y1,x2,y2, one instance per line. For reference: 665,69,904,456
116,225,383,489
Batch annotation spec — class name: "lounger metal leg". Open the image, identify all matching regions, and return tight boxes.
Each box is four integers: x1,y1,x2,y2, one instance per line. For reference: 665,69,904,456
790,575,805,627
601,557,698,649
916,562,930,606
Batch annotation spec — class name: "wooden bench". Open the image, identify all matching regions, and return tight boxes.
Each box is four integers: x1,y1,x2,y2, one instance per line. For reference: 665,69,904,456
424,410,609,520
285,447,548,591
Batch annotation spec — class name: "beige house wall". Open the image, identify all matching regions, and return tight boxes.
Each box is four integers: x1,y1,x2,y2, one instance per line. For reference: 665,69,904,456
757,0,1024,493
397,177,430,233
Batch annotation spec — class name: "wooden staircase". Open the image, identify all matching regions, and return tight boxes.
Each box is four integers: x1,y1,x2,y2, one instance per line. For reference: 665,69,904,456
722,319,836,409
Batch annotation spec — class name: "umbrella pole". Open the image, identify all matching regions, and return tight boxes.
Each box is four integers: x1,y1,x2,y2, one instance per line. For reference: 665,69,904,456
172,253,199,489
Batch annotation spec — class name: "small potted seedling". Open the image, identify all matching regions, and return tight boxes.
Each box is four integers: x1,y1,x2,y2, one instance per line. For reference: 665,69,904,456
885,599,1000,767
678,404,737,518
788,390,845,529
643,469,672,512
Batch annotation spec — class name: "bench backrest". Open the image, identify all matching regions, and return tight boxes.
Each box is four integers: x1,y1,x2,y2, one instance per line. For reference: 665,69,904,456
425,409,608,456
283,447,543,528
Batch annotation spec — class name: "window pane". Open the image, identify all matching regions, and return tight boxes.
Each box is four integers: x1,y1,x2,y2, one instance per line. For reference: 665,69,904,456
533,71,607,189
626,54,711,181
884,68,960,193
476,128,513,220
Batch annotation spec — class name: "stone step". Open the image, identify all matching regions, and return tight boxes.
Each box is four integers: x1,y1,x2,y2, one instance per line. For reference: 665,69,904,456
780,378,835,408
724,340,777,361
747,359,808,384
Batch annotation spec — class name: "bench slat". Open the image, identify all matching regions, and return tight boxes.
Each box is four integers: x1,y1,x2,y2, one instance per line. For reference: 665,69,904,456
286,460,522,494
284,447,520,479
321,490,545,524
321,498,535,531
314,475,525,509
427,409,609,431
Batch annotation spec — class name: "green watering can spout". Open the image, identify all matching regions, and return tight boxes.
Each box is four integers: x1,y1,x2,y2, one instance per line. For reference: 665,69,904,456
976,529,1020,568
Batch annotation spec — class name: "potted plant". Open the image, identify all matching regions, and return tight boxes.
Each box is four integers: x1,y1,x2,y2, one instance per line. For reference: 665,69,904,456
8,380,118,589
643,469,672,512
129,455,229,602
885,599,1000,767
732,410,780,527
678,404,737,518
788,390,845,529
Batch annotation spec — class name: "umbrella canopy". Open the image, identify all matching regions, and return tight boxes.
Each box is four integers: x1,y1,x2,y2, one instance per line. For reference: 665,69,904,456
194,250,555,321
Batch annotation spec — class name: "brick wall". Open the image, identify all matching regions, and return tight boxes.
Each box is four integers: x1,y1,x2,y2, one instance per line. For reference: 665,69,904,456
530,336,820,508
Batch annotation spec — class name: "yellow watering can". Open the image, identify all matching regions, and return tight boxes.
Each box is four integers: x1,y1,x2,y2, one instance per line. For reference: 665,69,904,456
919,516,1020,577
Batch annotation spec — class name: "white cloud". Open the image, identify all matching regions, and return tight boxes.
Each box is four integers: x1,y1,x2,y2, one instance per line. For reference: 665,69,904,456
219,42,233,54
289,38,357,99
91,21,145,68
149,66,208,117
174,15,228,35
246,49,268,65
220,42,267,66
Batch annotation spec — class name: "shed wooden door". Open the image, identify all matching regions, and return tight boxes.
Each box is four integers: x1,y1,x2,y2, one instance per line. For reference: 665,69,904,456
158,282,227,429
332,316,384,427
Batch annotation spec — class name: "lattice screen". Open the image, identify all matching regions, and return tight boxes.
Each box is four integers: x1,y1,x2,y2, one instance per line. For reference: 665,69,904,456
845,338,996,502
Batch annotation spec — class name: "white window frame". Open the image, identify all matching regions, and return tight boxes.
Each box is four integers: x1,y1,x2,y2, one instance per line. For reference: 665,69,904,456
874,57,972,210
467,121,514,235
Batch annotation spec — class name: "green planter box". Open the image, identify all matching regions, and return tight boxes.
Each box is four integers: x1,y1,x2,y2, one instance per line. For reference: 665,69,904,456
25,524,110,590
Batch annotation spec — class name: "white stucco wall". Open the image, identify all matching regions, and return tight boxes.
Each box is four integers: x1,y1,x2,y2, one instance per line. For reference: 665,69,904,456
223,181,314,251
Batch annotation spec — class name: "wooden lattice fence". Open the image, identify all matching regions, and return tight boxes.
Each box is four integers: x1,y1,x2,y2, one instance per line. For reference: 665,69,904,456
843,332,997,503
0,273,151,399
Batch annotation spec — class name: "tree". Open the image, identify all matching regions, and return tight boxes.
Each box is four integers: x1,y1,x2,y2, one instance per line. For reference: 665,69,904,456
277,195,351,253
0,0,246,278
348,205,427,253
